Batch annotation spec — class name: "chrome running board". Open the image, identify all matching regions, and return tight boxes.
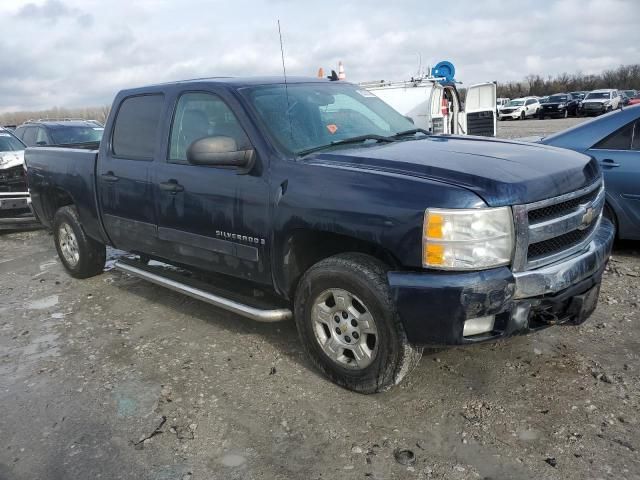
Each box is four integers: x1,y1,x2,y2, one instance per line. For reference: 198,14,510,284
114,260,292,322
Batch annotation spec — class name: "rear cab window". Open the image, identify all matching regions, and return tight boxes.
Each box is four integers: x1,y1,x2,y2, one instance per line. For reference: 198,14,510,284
112,94,165,160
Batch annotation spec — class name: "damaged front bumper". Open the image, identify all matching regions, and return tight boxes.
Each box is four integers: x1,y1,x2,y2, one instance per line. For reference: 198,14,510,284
388,218,615,346
0,192,40,230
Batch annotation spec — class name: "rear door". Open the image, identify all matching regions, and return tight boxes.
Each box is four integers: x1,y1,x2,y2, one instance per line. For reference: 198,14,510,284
463,83,496,136
587,119,640,238
154,89,271,284
97,93,165,253
429,84,445,134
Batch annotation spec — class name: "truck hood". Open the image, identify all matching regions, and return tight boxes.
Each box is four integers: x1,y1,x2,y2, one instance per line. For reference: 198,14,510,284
306,136,600,207
0,150,25,170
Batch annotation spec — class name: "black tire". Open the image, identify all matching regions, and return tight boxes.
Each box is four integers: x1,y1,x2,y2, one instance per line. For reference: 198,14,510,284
563,109,568,118
538,114,544,120
520,111,526,120
53,205,106,278
294,253,422,393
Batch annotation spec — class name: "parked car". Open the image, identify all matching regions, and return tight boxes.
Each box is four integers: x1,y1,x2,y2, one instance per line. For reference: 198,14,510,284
498,97,540,120
537,105,640,240
538,96,549,104
579,89,621,116
0,127,38,229
619,91,630,106
570,91,588,102
26,77,613,393
629,93,640,106
538,93,579,119
496,97,510,110
13,119,104,147
623,90,637,102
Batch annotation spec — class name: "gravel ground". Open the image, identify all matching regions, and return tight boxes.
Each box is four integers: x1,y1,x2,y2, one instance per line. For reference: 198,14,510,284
1,118,638,480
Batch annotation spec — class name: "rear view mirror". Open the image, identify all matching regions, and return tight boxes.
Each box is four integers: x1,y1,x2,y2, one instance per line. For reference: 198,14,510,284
187,136,255,174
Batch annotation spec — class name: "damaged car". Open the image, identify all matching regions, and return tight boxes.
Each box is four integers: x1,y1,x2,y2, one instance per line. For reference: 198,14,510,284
26,77,614,393
0,128,38,229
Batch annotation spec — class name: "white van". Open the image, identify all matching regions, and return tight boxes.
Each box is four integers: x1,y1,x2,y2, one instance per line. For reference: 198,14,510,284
361,75,497,137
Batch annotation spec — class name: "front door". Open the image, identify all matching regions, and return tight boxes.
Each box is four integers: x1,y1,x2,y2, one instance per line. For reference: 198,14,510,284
587,118,640,237
154,90,271,284
97,93,165,253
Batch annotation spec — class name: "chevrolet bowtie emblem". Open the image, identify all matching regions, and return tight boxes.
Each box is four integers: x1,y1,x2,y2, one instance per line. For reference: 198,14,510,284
579,206,595,230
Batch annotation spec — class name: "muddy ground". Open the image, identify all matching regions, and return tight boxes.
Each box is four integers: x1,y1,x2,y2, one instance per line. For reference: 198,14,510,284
1,117,639,480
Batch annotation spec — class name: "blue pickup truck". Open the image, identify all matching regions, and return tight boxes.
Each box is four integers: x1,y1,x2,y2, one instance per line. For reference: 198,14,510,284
26,77,614,393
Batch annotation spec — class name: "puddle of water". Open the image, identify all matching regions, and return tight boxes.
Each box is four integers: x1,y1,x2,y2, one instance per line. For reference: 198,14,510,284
26,295,59,310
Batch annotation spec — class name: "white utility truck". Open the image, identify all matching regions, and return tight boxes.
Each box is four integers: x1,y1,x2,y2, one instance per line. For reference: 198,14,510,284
361,61,497,137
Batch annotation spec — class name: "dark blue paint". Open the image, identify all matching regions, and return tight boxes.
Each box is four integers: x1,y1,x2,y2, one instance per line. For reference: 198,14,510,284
540,105,640,239
25,77,605,345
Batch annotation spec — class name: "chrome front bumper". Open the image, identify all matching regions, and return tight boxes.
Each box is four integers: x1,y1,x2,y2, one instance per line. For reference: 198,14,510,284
513,218,614,299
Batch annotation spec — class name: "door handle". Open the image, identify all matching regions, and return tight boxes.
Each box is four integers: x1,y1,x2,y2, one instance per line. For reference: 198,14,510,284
600,159,620,168
159,180,184,193
101,172,120,182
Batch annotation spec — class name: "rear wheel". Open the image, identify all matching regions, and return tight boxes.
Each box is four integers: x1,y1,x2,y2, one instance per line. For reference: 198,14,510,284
294,253,422,393
53,206,106,278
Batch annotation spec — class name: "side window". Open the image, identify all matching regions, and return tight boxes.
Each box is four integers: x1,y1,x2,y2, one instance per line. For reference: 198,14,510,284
525,99,534,105
593,121,634,150
112,94,164,160
168,92,250,164
22,127,37,146
36,127,48,145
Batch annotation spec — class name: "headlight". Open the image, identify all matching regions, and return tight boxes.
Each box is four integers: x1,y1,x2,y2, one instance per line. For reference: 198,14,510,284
423,207,514,270
559,103,566,108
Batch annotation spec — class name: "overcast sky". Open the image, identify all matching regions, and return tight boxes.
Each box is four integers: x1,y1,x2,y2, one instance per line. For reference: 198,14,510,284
1,0,639,112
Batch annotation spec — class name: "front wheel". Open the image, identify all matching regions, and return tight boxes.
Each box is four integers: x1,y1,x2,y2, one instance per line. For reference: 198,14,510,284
294,253,422,393
520,111,526,120
563,109,568,118
53,205,106,278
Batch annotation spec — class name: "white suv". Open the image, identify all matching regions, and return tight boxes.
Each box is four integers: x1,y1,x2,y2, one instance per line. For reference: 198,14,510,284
579,89,620,116
498,97,540,120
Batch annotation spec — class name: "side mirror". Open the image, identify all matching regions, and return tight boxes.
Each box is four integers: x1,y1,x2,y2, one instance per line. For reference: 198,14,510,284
187,136,255,174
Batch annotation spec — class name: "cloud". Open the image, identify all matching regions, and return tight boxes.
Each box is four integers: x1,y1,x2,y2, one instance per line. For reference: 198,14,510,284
1,0,639,112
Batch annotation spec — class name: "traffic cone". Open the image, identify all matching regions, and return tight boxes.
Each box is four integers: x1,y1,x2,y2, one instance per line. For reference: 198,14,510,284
338,61,345,80
317,67,324,78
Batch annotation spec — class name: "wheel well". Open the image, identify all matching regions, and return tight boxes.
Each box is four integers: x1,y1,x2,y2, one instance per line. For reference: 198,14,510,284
41,188,74,223
281,230,400,299
603,201,618,237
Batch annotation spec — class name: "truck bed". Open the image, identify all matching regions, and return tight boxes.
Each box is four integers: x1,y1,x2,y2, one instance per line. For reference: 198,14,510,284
26,146,106,242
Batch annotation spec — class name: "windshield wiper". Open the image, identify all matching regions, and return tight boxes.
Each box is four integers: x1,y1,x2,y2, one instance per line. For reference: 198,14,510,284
297,134,395,156
392,128,430,138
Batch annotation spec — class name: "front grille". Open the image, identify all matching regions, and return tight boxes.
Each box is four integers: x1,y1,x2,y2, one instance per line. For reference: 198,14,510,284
0,165,27,193
527,222,597,260
513,181,604,271
501,109,514,114
528,184,600,223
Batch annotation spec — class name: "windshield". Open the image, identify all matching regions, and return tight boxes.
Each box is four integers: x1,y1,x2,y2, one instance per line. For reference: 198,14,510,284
506,100,524,106
624,90,636,97
0,132,25,152
242,83,415,155
548,95,568,102
50,126,104,145
585,92,610,100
